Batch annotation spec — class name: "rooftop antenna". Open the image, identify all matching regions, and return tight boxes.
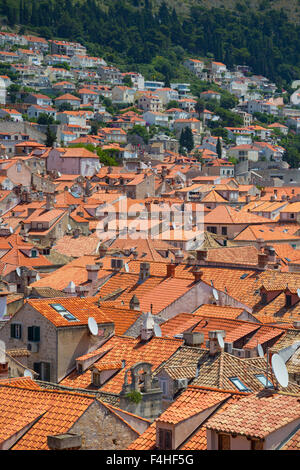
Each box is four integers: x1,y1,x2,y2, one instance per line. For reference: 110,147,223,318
87,316,98,336
271,353,289,388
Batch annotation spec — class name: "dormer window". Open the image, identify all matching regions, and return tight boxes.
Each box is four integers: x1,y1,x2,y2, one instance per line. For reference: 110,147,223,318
92,371,101,387
157,428,172,450
31,249,38,258
286,294,292,307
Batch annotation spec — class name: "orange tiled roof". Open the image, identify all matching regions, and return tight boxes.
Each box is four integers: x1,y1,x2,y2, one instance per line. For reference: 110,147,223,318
205,390,300,439
61,335,183,393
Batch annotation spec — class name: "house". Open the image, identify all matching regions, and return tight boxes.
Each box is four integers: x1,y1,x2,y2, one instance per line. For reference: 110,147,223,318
46,147,100,177
183,59,205,76
0,109,23,122
49,40,87,57
45,54,71,66
27,105,56,121
155,88,179,106
142,111,170,128
78,88,100,105
111,86,135,104
173,118,202,136
0,379,139,450
0,297,114,382
54,93,81,109
138,93,162,113
228,144,260,162
24,93,52,107
52,81,76,93
200,90,221,101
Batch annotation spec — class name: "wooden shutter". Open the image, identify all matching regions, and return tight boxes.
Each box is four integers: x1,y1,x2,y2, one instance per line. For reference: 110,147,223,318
28,326,33,341
158,429,172,450
33,362,41,379
218,433,230,450
10,324,16,338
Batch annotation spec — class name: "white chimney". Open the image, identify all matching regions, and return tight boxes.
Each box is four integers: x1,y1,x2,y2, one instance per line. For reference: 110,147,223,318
141,312,155,341
208,330,226,356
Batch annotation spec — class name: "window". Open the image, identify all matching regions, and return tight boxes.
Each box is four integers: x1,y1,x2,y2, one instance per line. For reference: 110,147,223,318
11,323,22,339
158,428,172,450
207,226,217,234
34,362,50,381
28,326,40,342
31,249,38,258
221,226,227,236
229,377,250,392
261,293,267,305
159,378,168,396
218,433,230,450
255,374,273,389
286,294,292,307
92,371,101,387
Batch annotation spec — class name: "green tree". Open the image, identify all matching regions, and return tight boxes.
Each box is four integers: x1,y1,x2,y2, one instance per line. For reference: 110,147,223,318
127,125,150,144
45,126,57,147
216,137,222,159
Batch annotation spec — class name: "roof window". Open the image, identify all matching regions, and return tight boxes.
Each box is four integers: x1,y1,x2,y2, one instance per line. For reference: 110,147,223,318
50,303,79,322
229,377,251,392
255,374,273,388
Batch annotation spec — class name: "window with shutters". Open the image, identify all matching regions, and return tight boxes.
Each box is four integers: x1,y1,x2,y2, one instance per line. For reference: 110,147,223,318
28,326,40,342
34,362,50,381
158,428,172,450
218,433,230,450
11,323,22,339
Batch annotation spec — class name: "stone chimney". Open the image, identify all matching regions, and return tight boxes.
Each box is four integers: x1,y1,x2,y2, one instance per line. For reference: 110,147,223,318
183,332,204,347
166,263,176,278
196,250,208,262
139,262,150,282
264,245,276,263
86,265,100,283
192,267,203,283
258,253,268,269
98,243,108,258
45,193,54,211
140,312,154,341
129,294,140,311
208,330,226,356
47,433,82,451
256,237,265,251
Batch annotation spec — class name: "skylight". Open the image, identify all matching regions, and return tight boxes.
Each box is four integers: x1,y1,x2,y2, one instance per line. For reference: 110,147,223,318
240,273,248,279
255,374,274,388
229,377,251,392
50,303,79,322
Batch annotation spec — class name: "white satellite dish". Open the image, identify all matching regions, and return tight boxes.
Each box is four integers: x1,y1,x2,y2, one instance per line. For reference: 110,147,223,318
9,226,13,234
154,323,162,338
57,171,62,177
88,316,98,336
297,288,300,299
213,288,219,301
35,273,40,281
67,224,72,231
271,353,289,388
257,344,264,358
24,369,33,379
217,332,224,349
16,267,21,277
278,342,300,363
124,263,129,273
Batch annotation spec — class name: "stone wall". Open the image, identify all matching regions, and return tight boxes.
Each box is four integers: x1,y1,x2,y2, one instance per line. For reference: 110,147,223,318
69,400,139,450
0,121,46,143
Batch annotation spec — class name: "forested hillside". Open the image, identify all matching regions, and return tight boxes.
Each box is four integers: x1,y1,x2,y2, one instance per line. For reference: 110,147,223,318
1,0,300,85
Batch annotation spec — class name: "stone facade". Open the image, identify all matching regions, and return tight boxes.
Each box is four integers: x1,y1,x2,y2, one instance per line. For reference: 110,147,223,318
69,400,139,450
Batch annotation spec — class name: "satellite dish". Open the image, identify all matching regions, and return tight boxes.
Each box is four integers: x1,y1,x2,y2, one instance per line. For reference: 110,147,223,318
16,267,21,277
23,369,33,379
257,344,264,358
213,288,219,301
88,317,98,336
297,288,300,299
57,171,62,177
154,323,162,338
217,332,224,349
35,273,40,281
9,227,13,234
271,353,289,388
278,342,300,363
67,224,72,231
124,263,129,273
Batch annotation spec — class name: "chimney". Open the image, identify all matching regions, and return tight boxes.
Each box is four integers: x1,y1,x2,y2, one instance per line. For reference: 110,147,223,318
193,268,203,283
281,194,287,201
0,362,8,378
140,312,154,341
86,265,100,282
196,250,208,262
208,330,226,356
129,294,140,311
139,262,150,282
174,250,184,264
256,237,265,251
246,194,251,204
270,195,275,202
98,243,108,258
264,245,276,263
258,253,268,269
47,433,82,451
45,193,54,211
183,332,204,347
166,263,176,278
